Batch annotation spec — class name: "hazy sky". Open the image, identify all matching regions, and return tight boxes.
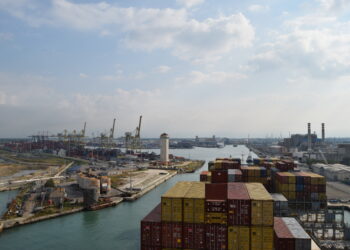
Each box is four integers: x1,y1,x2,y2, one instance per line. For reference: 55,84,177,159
0,0,349,138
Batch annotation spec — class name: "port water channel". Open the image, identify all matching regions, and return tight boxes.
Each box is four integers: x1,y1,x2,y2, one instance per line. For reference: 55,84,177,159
0,145,256,249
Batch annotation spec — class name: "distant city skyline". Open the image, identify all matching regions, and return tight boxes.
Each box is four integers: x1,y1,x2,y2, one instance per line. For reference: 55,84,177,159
1,0,350,138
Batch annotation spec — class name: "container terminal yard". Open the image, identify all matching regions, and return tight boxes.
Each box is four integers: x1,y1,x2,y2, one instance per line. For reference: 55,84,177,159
0,118,204,233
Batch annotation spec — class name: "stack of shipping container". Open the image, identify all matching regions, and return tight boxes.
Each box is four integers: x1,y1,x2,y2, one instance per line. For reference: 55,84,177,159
274,172,327,209
141,204,162,249
240,166,268,184
201,159,271,188
253,158,296,171
141,156,316,250
274,217,311,250
271,193,289,216
200,171,211,182
141,181,277,250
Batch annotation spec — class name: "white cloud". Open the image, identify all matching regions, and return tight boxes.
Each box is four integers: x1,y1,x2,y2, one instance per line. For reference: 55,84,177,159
250,13,350,77
0,0,254,63
248,4,269,13
176,70,246,86
101,67,124,81
79,73,88,78
176,0,204,8
156,65,171,73
316,0,350,11
0,32,13,40
99,30,111,37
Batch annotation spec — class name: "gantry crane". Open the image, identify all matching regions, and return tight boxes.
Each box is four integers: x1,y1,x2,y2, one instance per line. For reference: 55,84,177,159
125,115,143,153
100,118,116,148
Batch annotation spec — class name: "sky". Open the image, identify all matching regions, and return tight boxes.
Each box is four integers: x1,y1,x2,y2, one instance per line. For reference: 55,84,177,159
0,0,350,138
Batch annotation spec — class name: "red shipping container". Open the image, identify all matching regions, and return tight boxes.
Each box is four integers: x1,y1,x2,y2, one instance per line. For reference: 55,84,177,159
211,170,228,183
318,184,326,193
205,224,227,250
141,204,162,248
311,185,318,193
277,173,289,184
296,192,304,200
304,192,311,200
200,171,209,182
183,223,206,249
221,160,240,170
274,217,295,250
227,183,251,226
161,222,183,248
206,183,228,200
206,200,227,213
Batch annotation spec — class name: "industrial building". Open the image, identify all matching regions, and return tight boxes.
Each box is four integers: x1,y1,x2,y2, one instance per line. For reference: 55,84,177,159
311,163,350,183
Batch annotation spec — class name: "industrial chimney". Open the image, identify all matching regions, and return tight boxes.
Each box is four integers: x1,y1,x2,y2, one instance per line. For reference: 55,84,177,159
307,123,311,152
322,123,325,143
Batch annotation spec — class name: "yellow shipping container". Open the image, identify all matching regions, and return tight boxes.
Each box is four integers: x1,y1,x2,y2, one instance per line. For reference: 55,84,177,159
214,160,223,169
288,183,295,192
308,173,319,185
289,192,296,200
251,226,262,250
281,183,288,192
284,172,296,184
161,198,172,221
262,226,274,250
246,183,273,226
183,182,205,223
205,212,227,224
251,226,273,250
262,201,273,226
208,171,212,183
309,173,326,185
251,200,262,225
172,198,183,221
228,226,250,250
161,181,193,222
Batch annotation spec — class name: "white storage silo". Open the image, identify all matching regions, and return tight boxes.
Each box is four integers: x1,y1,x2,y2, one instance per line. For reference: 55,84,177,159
160,133,169,163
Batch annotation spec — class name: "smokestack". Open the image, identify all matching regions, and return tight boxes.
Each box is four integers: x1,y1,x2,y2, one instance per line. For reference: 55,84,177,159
322,123,325,142
307,123,311,152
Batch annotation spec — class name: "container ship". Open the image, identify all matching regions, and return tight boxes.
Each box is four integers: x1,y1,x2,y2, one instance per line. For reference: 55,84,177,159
141,158,324,250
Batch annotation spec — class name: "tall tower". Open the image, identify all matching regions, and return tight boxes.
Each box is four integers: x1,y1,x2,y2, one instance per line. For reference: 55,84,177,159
307,123,311,152
322,123,325,143
160,133,169,163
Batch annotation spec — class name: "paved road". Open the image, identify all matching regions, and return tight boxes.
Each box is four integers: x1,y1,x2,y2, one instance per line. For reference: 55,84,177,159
0,176,65,187
327,181,350,200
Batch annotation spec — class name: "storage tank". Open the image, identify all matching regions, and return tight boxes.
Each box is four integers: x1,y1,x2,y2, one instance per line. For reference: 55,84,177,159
83,188,100,207
160,133,169,163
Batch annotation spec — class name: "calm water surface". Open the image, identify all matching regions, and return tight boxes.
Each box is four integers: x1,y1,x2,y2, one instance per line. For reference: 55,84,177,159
0,145,254,250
